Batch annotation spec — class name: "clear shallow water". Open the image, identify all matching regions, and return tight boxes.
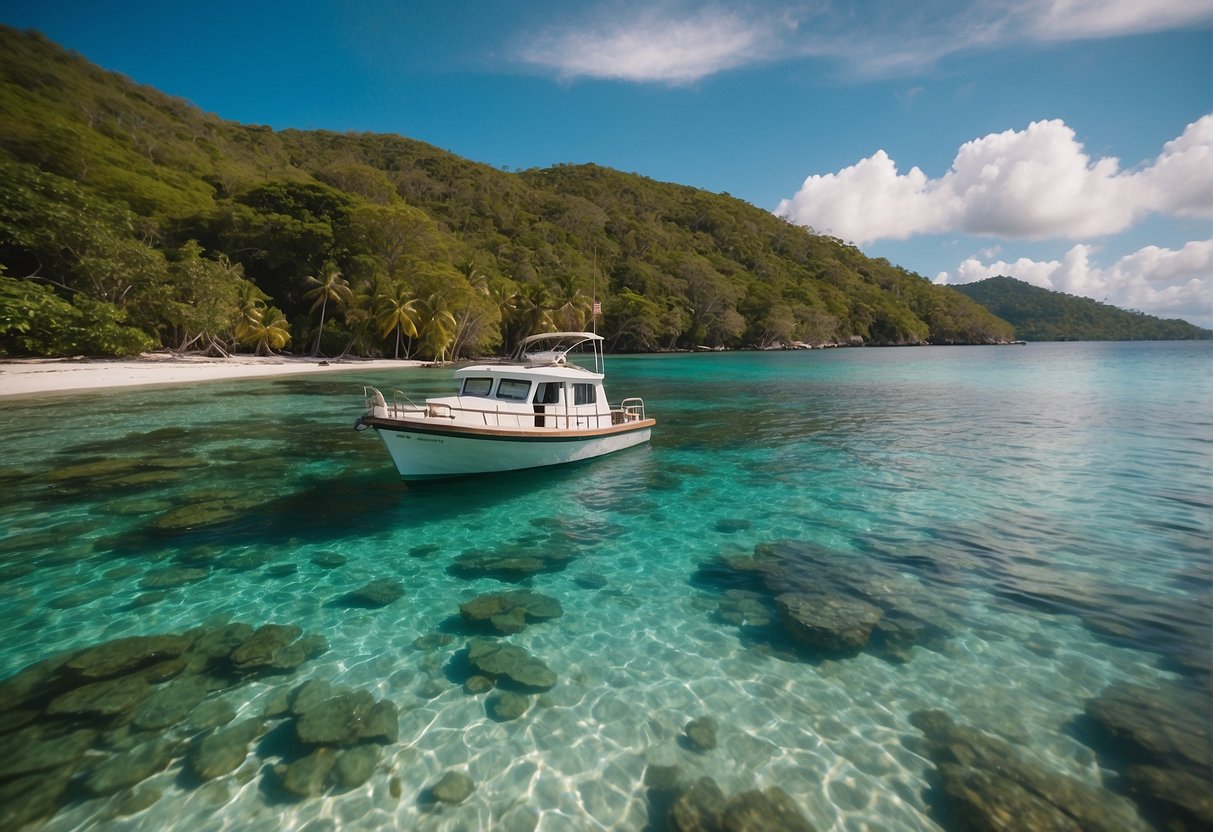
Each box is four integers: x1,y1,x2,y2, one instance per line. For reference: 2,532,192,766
0,342,1209,830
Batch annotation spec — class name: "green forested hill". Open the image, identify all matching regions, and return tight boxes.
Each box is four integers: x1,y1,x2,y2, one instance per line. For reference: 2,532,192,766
953,277,1211,341
0,25,1016,358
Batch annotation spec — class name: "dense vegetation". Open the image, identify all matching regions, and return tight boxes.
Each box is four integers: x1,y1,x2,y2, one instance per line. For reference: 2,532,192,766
0,26,1021,359
954,277,1211,341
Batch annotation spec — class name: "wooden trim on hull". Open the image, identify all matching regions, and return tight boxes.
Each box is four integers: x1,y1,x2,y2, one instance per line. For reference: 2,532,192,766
360,415,656,443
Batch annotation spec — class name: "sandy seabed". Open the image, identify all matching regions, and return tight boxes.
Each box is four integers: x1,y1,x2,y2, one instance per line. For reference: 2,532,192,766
0,353,421,398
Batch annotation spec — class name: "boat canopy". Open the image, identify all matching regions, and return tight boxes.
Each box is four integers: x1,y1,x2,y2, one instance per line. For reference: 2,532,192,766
513,331,605,373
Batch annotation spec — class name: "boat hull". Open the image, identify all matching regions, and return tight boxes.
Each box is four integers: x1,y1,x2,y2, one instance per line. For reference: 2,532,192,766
363,416,655,480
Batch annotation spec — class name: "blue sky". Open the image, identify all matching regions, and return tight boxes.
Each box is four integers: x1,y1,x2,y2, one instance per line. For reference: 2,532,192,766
5,0,1212,326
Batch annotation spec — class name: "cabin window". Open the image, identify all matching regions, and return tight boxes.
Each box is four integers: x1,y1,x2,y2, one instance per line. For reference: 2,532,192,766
461,377,493,397
496,379,532,401
573,383,597,406
535,382,561,404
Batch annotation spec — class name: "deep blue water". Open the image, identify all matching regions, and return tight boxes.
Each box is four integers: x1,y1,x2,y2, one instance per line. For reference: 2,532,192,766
0,342,1208,830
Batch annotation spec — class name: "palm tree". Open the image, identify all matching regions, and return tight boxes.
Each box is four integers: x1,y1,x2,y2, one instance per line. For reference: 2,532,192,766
375,282,419,359
505,282,556,347
549,273,592,331
416,292,458,363
236,306,292,356
303,266,352,356
338,280,377,358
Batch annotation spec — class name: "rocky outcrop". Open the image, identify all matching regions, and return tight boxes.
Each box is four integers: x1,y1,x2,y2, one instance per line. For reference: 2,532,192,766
910,709,1149,831
1083,681,1213,830
694,540,956,662
464,639,557,692
776,593,883,654
459,590,564,635
0,620,330,827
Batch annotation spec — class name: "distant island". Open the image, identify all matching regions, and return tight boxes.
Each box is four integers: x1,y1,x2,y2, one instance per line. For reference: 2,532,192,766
953,276,1211,341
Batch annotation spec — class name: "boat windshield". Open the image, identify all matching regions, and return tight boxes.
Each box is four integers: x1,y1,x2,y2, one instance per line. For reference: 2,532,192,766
461,377,493,397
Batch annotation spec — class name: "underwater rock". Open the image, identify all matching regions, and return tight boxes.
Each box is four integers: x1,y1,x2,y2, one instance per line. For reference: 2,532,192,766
141,567,209,589
282,748,338,797
0,767,74,830
713,518,753,534
334,744,381,789
264,563,298,578
431,770,475,804
459,590,564,634
108,785,162,818
573,572,609,590
360,699,400,744
776,593,883,653
289,679,335,716
295,691,373,746
1083,681,1213,830
46,675,151,717
0,726,98,780
449,546,575,582
644,764,683,792
81,737,179,796
46,458,146,483
341,579,404,608
464,675,493,695
294,691,399,746
230,623,304,670
190,622,255,660
151,500,243,532
64,634,191,679
909,709,1148,832
408,543,441,558
719,787,817,832
465,639,557,692
131,676,208,730
670,777,726,831
310,552,348,569
48,588,109,609
184,698,237,732
684,716,718,752
1083,682,1211,775
486,691,529,721
189,718,264,780
1122,764,1213,830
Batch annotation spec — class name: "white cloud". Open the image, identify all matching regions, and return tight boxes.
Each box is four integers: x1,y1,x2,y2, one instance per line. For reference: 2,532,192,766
517,4,780,84
775,116,1213,244
936,239,1213,325
515,1,1213,83
1028,0,1213,40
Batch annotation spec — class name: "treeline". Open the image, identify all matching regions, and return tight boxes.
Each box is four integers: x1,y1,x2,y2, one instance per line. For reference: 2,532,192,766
953,277,1211,341
0,26,1016,360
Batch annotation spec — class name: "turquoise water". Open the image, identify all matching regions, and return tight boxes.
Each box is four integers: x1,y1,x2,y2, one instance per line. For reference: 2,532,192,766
0,342,1209,830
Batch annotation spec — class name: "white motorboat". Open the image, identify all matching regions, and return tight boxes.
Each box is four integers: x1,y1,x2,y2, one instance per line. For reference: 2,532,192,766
357,332,655,480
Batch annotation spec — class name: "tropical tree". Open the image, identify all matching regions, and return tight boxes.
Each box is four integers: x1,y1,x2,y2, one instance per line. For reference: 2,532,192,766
337,279,379,358
236,305,292,356
303,265,352,356
415,292,458,362
549,273,592,332
375,282,419,359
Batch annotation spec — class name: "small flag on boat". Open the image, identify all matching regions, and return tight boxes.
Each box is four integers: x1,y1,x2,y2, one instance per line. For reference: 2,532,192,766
592,301,602,316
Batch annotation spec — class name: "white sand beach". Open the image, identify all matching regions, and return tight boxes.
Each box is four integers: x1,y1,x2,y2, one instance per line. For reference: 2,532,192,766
0,354,422,398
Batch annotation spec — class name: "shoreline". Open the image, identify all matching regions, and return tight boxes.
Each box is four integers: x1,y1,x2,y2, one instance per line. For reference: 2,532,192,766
0,354,424,399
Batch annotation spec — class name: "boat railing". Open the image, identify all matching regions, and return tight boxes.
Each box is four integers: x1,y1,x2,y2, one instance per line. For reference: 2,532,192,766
366,386,647,430
612,398,646,424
